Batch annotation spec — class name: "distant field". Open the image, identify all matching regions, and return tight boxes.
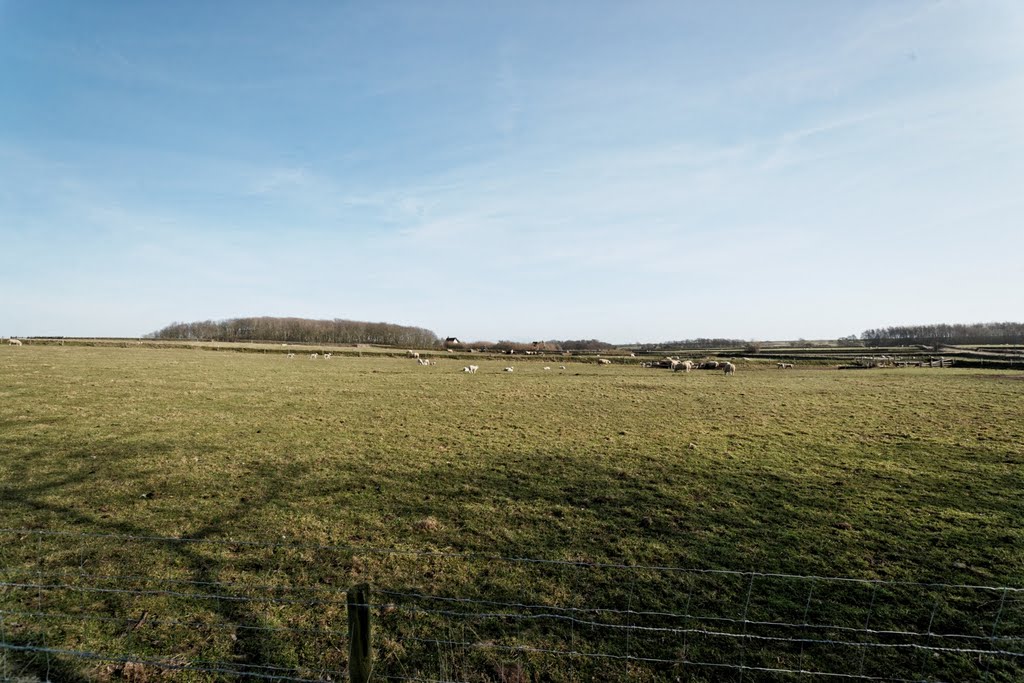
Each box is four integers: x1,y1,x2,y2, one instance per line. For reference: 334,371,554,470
1,345,1022,681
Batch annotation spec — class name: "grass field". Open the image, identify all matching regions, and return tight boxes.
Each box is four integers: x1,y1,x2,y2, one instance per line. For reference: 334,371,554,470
1,345,1022,681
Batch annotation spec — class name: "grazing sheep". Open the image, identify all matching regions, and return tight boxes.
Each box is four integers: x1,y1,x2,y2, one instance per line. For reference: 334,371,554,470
543,366,551,371
7,338,23,346
674,360,694,373
560,365,566,370
407,350,419,358
463,365,479,373
504,366,515,372
417,358,431,366
723,362,736,375
702,361,719,370
777,362,793,369
597,358,612,365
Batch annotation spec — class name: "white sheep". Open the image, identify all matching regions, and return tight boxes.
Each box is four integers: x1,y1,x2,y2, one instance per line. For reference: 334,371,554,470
674,360,694,373
597,358,612,365
543,366,551,371
504,366,514,372
407,350,419,358
310,353,319,360
7,338,23,346
324,353,332,360
463,364,479,373
287,353,295,359
723,362,736,375
560,365,566,370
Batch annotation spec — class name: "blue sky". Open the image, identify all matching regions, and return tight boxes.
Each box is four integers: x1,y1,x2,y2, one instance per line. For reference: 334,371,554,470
2,1,1022,342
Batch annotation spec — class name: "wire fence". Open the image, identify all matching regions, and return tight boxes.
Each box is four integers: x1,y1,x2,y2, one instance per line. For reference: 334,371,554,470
1,528,1021,682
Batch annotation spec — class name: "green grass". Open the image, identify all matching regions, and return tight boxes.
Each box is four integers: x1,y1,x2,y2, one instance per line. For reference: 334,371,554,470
1,346,1022,681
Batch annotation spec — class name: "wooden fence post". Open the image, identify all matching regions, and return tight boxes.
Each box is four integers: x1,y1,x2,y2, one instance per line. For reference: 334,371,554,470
348,583,372,683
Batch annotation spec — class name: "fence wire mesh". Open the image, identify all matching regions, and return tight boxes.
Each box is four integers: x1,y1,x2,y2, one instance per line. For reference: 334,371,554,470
1,528,1021,682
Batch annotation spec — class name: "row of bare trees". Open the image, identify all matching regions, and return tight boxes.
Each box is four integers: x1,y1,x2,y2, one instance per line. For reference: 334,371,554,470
148,317,440,348
861,322,1024,347
637,338,748,352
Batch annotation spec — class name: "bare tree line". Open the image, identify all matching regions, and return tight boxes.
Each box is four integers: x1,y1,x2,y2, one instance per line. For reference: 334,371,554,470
637,338,748,352
147,317,440,348
145,318,1023,352
861,322,1024,347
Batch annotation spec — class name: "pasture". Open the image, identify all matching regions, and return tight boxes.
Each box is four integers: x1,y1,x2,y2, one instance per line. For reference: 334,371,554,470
1,345,1022,681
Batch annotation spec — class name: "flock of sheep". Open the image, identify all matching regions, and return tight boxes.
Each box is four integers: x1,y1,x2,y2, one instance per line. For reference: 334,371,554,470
454,352,737,375
278,348,744,375
3,339,747,375
641,357,737,375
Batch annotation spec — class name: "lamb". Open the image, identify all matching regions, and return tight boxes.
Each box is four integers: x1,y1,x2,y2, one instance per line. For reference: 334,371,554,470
463,365,479,373
287,353,295,359
324,353,332,360
597,358,612,365
407,350,419,358
777,362,793,369
543,366,551,371
310,353,319,360
560,365,566,370
417,358,430,366
504,366,514,372
723,362,736,375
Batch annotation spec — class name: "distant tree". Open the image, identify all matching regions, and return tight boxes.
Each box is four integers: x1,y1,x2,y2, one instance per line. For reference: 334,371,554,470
860,322,1024,347
150,316,440,348
555,339,615,352
637,338,746,352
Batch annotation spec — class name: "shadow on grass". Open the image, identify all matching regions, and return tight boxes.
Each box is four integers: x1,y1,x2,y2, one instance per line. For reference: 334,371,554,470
1,435,1021,681
0,444,323,681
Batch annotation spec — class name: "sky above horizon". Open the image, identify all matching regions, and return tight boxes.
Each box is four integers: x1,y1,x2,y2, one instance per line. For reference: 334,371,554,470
2,1,1022,343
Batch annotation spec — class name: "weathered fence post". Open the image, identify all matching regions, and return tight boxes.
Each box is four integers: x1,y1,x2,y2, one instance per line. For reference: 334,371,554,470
348,583,372,683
